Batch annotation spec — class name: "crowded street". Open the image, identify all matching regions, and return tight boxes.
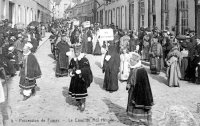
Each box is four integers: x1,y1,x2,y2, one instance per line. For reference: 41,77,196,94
1,0,200,126
0,34,199,126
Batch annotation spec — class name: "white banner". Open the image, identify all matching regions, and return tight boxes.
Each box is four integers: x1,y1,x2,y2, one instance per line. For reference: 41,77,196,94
83,21,90,28
73,20,80,26
99,29,114,41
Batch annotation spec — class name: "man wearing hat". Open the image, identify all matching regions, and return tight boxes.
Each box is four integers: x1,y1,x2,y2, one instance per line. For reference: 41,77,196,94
19,42,41,100
68,43,93,112
55,33,70,77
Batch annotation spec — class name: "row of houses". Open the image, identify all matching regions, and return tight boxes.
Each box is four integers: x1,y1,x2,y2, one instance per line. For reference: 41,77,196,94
65,0,200,37
0,0,53,27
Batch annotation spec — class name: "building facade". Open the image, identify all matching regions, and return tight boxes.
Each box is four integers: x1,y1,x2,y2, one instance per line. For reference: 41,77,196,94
129,0,195,34
0,0,52,26
195,0,200,37
97,0,130,30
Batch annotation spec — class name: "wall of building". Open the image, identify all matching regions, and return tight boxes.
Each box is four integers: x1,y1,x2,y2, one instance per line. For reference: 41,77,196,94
0,0,51,27
97,0,129,30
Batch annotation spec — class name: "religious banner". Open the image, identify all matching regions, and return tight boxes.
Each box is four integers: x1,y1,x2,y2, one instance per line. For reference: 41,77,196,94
99,29,114,41
83,21,91,28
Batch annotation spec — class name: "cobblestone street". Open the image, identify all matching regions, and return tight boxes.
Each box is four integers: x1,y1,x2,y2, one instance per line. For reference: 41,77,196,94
2,38,200,126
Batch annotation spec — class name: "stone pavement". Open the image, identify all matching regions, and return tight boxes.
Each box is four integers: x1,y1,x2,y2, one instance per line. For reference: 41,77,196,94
1,37,200,126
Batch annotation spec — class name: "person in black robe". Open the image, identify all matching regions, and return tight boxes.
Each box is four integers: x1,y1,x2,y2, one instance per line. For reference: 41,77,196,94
19,42,41,101
55,33,70,77
93,36,102,55
86,28,93,54
68,44,93,112
126,52,154,125
102,41,120,92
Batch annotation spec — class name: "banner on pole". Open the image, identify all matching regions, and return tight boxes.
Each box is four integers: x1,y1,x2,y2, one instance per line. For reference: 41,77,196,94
99,29,114,41
83,21,91,28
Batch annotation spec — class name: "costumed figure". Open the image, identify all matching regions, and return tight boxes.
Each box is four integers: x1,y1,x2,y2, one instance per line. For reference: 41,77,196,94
126,51,154,125
166,38,182,87
93,36,102,55
55,33,70,77
86,28,93,54
68,44,93,112
19,43,41,100
149,35,163,74
102,41,120,92
119,47,130,81
120,31,130,53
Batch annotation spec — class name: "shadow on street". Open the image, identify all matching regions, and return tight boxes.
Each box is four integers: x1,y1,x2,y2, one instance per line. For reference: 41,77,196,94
102,98,136,126
62,87,77,106
93,76,104,90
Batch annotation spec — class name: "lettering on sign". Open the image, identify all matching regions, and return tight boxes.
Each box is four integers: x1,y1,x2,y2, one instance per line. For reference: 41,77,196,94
99,29,114,41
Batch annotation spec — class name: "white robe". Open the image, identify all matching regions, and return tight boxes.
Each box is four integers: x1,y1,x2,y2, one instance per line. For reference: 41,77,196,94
119,53,130,81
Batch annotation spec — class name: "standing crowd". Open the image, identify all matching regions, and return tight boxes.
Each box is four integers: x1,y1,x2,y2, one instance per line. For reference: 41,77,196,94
0,18,199,125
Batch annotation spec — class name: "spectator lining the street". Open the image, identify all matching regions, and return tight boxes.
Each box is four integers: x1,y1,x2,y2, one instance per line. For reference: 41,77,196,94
166,38,182,87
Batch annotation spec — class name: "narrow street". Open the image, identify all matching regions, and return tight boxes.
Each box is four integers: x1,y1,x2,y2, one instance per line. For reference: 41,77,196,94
3,37,200,126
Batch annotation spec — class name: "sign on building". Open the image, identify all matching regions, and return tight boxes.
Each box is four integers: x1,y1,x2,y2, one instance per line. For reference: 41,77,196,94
99,29,114,41
83,21,91,28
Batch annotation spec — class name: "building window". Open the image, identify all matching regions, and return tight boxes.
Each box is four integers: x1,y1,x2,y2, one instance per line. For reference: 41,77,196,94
105,10,107,25
140,0,145,14
141,15,144,27
179,0,188,34
152,0,155,13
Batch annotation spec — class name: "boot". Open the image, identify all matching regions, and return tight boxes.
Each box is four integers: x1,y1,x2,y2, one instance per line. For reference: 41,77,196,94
80,102,85,112
32,88,36,96
23,95,30,101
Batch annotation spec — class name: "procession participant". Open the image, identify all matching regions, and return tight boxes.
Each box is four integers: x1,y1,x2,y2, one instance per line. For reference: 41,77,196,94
93,36,102,55
119,47,130,81
149,33,163,74
81,29,88,53
142,32,150,61
68,44,93,112
126,51,154,125
28,26,38,53
19,42,41,101
55,33,70,77
41,24,46,38
120,30,130,53
102,41,120,92
87,27,93,54
166,38,182,87
129,31,138,52
0,67,5,104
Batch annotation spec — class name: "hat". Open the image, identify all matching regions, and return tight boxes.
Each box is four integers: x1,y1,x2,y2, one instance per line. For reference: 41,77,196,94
30,26,35,29
24,42,33,49
73,43,82,52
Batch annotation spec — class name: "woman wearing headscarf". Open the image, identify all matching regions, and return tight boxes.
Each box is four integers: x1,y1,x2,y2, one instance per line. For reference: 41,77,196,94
166,38,182,87
126,52,154,125
102,41,120,92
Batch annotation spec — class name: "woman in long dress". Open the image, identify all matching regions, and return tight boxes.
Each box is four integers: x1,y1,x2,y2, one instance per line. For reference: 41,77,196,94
119,47,130,81
166,38,182,87
126,52,154,125
103,41,120,92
